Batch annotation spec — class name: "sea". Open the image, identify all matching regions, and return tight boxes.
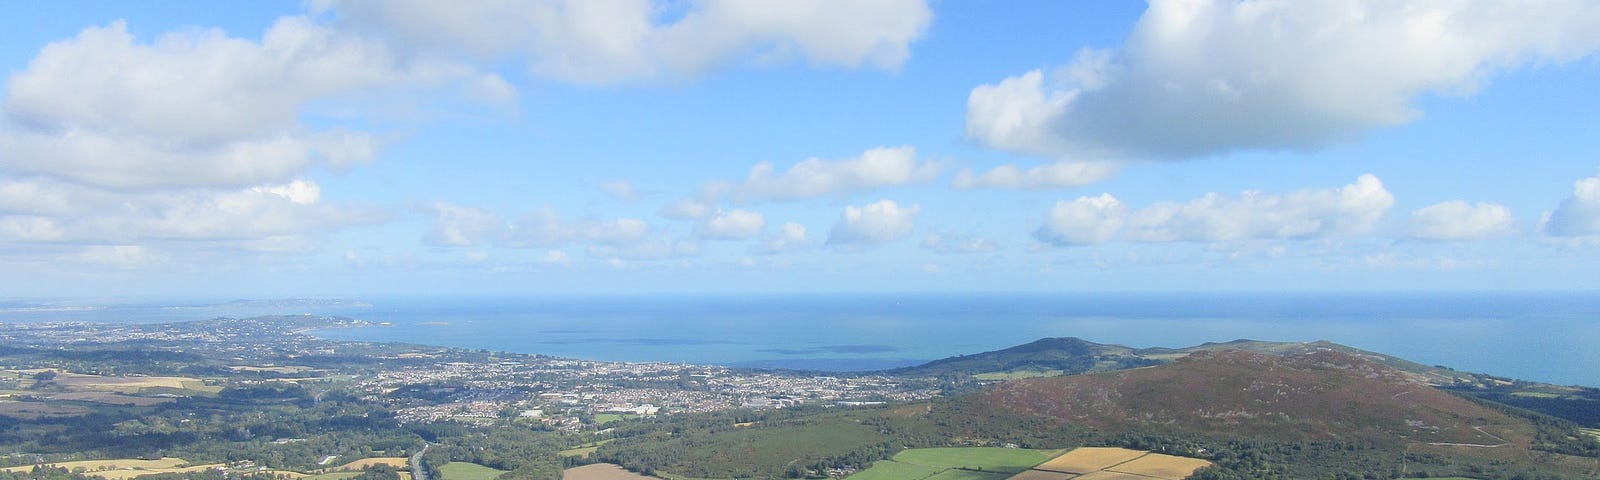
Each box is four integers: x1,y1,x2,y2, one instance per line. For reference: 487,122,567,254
3,292,1597,387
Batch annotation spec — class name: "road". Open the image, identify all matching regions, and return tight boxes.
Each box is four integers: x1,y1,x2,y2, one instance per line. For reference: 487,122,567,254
410,443,432,480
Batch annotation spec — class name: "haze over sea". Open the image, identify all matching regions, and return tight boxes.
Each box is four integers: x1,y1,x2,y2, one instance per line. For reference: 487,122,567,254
5,292,1597,387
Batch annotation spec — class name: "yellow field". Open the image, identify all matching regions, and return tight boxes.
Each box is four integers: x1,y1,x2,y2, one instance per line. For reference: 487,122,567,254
1005,470,1077,480
329,457,410,471
50,372,200,391
1071,471,1150,480
1033,448,1146,474
1105,453,1211,479
0,458,190,472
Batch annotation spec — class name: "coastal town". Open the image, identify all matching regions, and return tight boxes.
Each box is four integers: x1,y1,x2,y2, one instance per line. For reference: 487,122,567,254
0,315,941,431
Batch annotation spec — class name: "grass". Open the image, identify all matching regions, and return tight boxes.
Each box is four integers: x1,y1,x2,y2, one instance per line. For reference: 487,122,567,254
892,447,1053,473
1508,391,1562,398
437,462,505,480
593,413,633,424
924,470,1012,480
849,447,1055,480
847,461,944,480
1579,428,1599,440
560,439,616,458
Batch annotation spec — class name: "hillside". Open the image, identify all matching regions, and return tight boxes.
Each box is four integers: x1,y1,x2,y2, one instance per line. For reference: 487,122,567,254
973,349,1512,443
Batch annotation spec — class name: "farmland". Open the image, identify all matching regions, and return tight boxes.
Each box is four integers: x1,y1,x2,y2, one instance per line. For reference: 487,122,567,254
1022,447,1211,480
328,458,410,472
437,462,506,480
848,447,1055,479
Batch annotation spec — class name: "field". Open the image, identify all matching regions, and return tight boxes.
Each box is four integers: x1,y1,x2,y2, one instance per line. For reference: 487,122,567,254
0,457,232,480
562,463,659,480
1581,428,1600,440
1102,454,1211,479
1019,448,1212,480
329,457,410,471
437,462,506,480
849,447,1055,479
1033,447,1146,474
49,372,199,391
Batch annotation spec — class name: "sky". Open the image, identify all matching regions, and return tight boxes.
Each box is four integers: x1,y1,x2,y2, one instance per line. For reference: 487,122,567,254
1,0,1599,297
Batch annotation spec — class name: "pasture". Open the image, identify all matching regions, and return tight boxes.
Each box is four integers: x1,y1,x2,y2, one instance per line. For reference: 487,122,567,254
47,392,175,406
50,372,198,391
849,447,1056,480
0,400,91,419
437,462,505,480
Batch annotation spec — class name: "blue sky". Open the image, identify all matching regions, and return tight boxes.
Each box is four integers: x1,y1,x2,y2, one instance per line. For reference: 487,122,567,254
2,0,1599,297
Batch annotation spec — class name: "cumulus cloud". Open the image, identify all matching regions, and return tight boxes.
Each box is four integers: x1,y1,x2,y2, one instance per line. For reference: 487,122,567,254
1409,201,1514,241
423,203,506,247
695,209,766,240
1034,194,1127,246
737,146,939,201
421,203,699,263
1543,174,1600,236
0,178,379,249
1036,175,1395,246
967,0,1600,171
317,0,934,84
1,18,498,190
752,222,811,254
827,200,920,246
952,160,1119,190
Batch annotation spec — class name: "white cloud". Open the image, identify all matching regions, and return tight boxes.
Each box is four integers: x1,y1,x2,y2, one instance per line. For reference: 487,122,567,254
952,160,1119,190
695,209,766,240
1034,194,1127,246
967,0,1600,165
659,197,715,220
1543,174,1600,236
1409,201,1514,241
737,146,939,201
317,0,933,84
827,200,920,246
423,203,505,247
1037,175,1395,246
752,222,811,254
1,18,498,190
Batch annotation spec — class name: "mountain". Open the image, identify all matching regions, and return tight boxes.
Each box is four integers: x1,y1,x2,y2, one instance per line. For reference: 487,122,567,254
887,337,1159,378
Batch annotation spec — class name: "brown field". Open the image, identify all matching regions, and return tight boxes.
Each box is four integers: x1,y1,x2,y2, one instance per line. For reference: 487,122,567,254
1033,448,1146,474
48,392,175,406
1106,453,1211,479
1006,470,1078,480
0,400,91,418
0,457,193,474
329,457,410,471
50,373,199,392
1071,472,1152,480
562,463,658,480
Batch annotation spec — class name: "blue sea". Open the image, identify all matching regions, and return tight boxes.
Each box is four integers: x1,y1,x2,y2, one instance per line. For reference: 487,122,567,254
4,292,1597,387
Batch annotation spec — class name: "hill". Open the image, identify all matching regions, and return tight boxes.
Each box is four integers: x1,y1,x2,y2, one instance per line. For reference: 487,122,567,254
888,337,1159,378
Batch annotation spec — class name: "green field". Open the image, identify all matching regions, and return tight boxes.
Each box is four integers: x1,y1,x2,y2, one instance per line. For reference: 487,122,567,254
846,460,943,480
437,462,506,480
848,447,1054,479
1581,428,1600,440
593,413,633,425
